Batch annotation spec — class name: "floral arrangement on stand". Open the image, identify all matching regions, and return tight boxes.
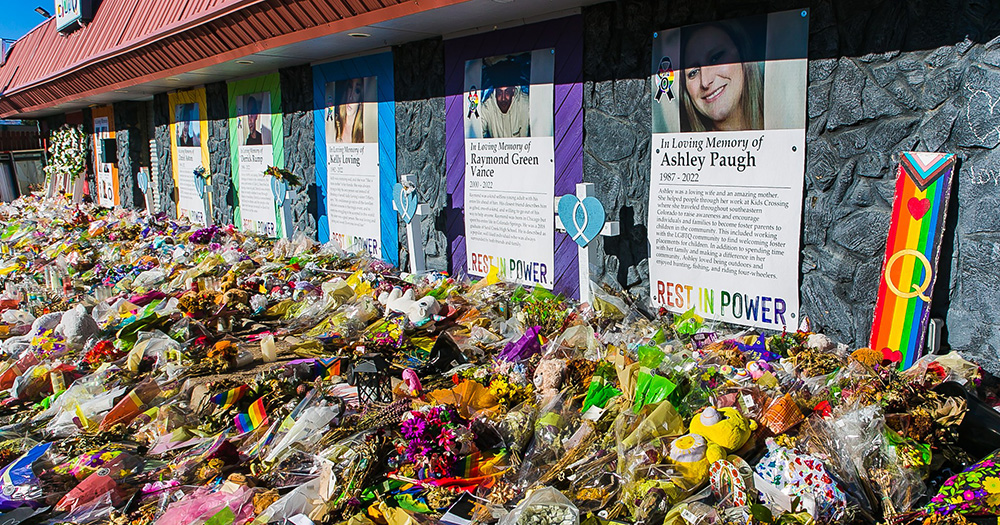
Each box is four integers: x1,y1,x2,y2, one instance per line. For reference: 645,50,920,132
43,125,87,192
263,166,303,188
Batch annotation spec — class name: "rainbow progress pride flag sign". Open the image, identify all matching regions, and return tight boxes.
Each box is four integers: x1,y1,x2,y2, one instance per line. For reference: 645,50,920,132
870,152,956,369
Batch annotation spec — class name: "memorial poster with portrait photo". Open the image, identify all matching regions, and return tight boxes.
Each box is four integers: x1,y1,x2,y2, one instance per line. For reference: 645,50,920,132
169,88,211,225
91,106,117,208
462,48,556,288
648,10,809,330
229,75,284,238
313,52,398,266
323,76,380,258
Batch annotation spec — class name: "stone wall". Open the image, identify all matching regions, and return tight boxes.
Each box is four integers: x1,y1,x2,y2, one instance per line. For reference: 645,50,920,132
206,81,234,226
113,101,146,209
279,64,318,239
394,38,448,272
577,0,1000,371
152,93,176,217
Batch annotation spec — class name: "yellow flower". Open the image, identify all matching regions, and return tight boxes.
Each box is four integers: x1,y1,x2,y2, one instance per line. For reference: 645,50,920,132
985,477,1000,494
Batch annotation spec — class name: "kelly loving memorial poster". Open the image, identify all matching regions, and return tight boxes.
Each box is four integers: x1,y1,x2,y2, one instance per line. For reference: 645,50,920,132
236,92,278,238
463,49,556,288
648,10,809,330
324,77,381,259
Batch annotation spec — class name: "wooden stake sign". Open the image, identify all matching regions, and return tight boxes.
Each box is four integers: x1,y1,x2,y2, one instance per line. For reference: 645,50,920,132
555,183,619,303
392,174,430,273
870,152,956,368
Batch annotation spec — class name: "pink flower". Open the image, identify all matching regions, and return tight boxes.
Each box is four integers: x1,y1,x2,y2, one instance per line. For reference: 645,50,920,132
964,490,975,501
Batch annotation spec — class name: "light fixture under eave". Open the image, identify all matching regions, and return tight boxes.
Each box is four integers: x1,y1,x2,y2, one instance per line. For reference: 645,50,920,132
491,0,514,3
347,32,371,38
115,90,128,94
166,77,181,82
235,60,254,65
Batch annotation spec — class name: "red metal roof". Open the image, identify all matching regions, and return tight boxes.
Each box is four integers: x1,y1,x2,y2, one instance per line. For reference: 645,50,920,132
0,0,460,117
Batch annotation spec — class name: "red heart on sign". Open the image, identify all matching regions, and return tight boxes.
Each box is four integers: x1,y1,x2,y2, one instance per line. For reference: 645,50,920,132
907,197,931,219
881,347,903,364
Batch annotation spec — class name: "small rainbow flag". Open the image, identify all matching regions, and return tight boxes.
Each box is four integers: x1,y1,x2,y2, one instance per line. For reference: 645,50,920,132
234,397,267,433
211,384,249,410
314,357,343,380
870,152,956,369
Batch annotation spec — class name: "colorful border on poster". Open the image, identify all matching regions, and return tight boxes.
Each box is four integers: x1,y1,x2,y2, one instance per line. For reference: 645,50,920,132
168,88,212,224
312,52,399,266
870,152,956,369
228,74,285,237
444,16,584,298
91,105,119,207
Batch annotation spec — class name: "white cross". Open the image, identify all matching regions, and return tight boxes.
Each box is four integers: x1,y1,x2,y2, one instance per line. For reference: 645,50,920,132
554,182,620,304
392,174,431,273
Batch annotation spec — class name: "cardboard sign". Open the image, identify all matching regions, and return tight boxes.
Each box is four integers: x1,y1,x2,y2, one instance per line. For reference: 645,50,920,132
870,152,956,368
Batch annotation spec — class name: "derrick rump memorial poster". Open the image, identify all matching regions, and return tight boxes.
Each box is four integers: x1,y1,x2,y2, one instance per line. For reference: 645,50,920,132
648,10,809,330
463,49,556,288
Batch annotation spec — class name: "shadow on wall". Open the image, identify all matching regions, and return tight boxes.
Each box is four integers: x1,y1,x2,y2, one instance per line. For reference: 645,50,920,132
578,0,1000,365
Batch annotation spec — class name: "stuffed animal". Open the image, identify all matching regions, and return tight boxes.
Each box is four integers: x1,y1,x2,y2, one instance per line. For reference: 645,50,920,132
668,433,726,491
689,406,757,452
377,287,442,328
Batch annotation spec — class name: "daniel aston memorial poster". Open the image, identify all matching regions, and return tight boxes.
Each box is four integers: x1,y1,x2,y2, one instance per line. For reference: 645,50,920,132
648,10,809,330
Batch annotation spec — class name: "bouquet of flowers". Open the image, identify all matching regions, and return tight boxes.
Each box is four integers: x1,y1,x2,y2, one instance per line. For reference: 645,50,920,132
397,405,470,479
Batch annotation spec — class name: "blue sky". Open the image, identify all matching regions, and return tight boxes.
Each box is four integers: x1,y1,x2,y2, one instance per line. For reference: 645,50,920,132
0,1,52,41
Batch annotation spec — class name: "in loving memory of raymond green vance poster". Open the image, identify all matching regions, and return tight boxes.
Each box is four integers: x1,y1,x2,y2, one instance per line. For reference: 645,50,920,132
648,10,809,330
463,49,556,288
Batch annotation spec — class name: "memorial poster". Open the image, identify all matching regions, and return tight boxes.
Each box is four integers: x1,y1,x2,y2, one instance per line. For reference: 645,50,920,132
228,75,284,238
648,10,809,330
168,89,211,225
323,76,381,258
463,48,556,288
91,106,117,208
313,52,398,266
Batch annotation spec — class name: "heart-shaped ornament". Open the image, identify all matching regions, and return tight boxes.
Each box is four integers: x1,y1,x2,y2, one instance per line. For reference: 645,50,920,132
393,182,417,224
558,194,606,247
193,173,205,199
137,170,149,194
271,177,287,206
907,197,930,220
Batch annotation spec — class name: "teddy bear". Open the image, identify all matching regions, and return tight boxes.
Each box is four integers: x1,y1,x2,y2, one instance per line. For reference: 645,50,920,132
688,406,757,452
377,287,442,328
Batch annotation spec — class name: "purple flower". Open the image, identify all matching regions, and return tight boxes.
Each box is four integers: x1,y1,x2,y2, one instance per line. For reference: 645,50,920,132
400,417,427,439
